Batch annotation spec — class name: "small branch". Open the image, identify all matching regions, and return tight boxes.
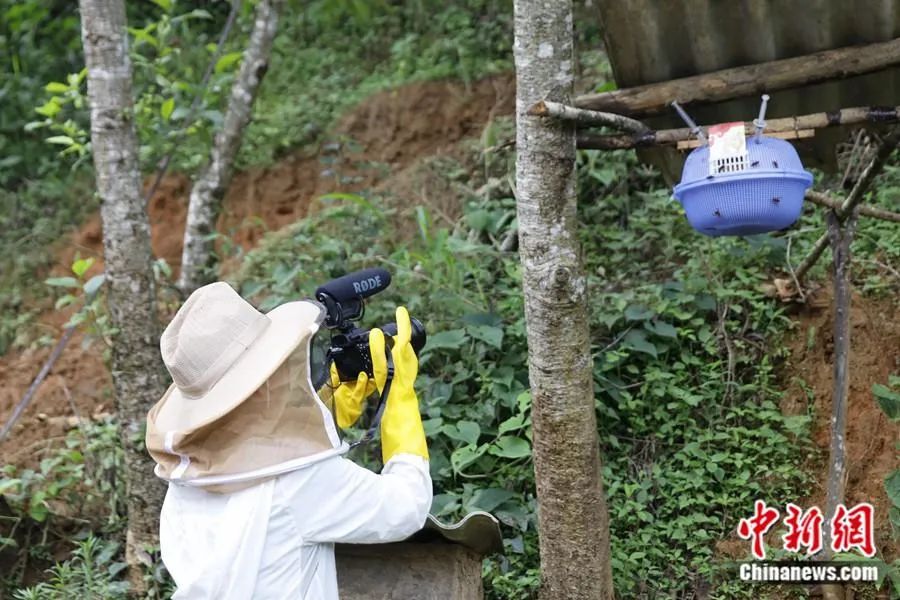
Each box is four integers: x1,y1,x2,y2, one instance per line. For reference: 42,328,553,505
528,100,649,134
576,105,900,151
805,189,900,223
575,37,900,117
0,327,76,442
794,127,900,281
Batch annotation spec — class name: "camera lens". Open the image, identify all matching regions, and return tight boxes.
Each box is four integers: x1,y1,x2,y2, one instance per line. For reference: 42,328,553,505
381,317,427,355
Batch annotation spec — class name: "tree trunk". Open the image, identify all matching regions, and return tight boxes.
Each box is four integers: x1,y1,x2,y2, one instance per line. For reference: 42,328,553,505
79,0,168,591
178,0,283,294
513,1,615,599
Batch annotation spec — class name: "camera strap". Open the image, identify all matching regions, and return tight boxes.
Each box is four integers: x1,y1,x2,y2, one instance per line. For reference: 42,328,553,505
349,351,394,450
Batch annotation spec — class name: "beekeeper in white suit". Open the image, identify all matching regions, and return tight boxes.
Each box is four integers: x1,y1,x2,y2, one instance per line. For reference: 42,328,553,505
145,281,432,598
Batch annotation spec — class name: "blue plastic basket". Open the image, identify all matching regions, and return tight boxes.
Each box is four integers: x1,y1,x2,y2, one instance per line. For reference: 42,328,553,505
673,136,813,237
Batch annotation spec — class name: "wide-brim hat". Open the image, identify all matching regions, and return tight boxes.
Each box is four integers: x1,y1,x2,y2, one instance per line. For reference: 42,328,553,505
151,282,327,433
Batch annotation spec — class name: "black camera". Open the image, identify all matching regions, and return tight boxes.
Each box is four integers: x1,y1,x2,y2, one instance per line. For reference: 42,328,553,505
315,268,426,382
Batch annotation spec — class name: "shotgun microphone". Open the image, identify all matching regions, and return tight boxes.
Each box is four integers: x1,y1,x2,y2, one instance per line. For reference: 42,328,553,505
315,268,392,327
313,268,426,382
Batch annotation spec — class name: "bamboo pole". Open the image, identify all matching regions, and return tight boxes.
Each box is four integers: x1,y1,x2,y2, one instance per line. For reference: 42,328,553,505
820,209,857,593
576,105,900,150
575,38,900,117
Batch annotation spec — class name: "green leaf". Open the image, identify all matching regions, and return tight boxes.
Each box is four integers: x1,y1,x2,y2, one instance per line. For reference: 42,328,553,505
625,304,655,321
45,82,69,94
215,52,244,74
467,488,515,512
425,329,466,351
161,97,175,121
872,383,900,421
455,421,481,445
498,414,525,435
128,27,160,49
35,101,61,118
29,495,49,522
71,257,94,277
490,436,531,458
46,135,74,146
885,469,900,508
45,276,79,288
624,329,658,358
467,324,503,348
83,273,106,296
646,320,677,339
450,444,486,473
149,0,172,12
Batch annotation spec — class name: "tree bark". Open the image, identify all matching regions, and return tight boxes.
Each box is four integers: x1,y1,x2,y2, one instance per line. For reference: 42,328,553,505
513,1,614,599
574,38,900,117
178,0,284,294
79,0,168,591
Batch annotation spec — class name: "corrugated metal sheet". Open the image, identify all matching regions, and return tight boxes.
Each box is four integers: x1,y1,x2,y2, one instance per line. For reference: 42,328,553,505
595,0,900,170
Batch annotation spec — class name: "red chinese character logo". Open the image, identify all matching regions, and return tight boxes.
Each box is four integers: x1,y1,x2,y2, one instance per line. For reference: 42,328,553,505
830,503,876,557
782,503,823,555
737,500,780,559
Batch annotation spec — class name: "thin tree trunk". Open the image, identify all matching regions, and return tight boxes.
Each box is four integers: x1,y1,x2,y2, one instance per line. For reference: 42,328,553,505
178,0,284,294
79,0,168,592
513,1,614,598
820,210,857,600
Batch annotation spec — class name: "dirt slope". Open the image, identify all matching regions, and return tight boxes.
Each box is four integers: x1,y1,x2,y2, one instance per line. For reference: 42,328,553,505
782,288,900,559
0,74,514,461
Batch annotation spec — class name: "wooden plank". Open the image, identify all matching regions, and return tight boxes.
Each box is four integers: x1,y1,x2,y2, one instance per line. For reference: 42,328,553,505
575,38,900,117
675,129,814,150
576,105,900,150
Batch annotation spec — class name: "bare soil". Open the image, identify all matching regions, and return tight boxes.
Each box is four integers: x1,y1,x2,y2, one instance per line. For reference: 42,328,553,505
0,74,514,463
782,287,900,560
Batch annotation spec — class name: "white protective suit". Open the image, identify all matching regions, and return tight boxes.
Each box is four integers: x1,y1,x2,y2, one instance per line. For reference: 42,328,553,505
159,453,432,599
144,285,434,599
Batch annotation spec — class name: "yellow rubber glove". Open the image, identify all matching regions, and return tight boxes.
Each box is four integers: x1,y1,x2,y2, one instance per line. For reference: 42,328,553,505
330,365,377,429
370,306,429,463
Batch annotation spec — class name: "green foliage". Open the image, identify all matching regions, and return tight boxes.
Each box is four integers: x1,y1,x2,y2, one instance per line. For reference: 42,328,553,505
872,375,900,422
231,145,816,598
0,416,131,596
0,176,98,353
27,1,240,174
240,0,513,166
1,416,124,537
12,535,129,600
0,0,83,187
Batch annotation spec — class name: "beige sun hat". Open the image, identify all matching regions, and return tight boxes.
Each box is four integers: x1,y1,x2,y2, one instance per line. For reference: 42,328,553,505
146,282,347,493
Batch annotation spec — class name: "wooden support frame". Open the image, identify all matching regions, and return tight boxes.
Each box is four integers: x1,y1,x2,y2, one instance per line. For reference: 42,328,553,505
574,105,900,150
794,127,900,281
574,38,900,117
